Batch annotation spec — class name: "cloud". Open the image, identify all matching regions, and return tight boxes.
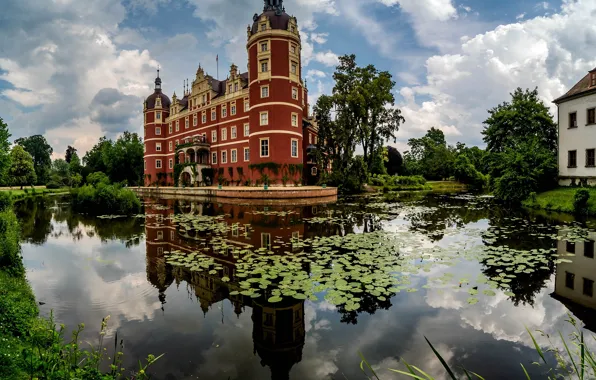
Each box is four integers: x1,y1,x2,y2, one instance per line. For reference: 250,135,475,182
89,88,141,133
516,13,526,20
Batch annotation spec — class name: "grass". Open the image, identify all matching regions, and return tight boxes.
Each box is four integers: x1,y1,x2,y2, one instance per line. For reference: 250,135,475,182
427,181,468,191
522,187,596,216
0,188,69,202
359,314,595,380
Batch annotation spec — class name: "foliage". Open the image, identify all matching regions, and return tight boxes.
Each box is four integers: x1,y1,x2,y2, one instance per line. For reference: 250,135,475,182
0,192,12,212
453,155,486,192
483,88,558,203
322,156,369,194
370,174,429,191
385,146,403,175
490,138,557,204
82,137,110,174
87,171,110,187
370,147,388,176
404,127,455,180
15,135,53,185
202,168,214,186
249,162,281,176
523,187,596,216
0,206,23,277
71,183,141,215
0,117,11,186
573,189,590,215
64,145,77,164
9,145,37,189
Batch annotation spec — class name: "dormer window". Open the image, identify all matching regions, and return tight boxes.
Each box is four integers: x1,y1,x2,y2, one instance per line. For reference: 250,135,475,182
591,73,596,87
229,85,233,93
234,83,238,92
261,23,266,31
156,98,161,107
291,26,295,33
261,42,268,52
202,94,206,103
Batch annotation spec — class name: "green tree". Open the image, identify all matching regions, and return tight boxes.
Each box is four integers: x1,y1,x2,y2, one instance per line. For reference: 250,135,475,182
482,87,557,154
404,127,455,180
69,152,82,176
0,117,12,185
453,154,486,192
14,135,53,185
83,137,110,174
9,145,37,189
385,146,403,175
103,132,144,185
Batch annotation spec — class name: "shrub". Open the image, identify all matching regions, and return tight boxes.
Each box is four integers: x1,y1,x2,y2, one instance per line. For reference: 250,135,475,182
0,210,24,277
71,183,141,215
45,181,61,189
86,171,109,187
0,192,12,212
573,188,590,215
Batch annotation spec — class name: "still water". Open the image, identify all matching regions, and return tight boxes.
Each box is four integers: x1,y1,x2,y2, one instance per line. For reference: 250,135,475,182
15,193,596,379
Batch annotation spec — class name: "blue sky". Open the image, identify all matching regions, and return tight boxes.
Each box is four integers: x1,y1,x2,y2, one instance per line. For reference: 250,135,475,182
0,0,592,158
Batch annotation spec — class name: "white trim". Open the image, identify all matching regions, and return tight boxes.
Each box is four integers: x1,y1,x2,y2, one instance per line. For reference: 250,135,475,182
249,77,302,87
167,116,249,138
260,137,270,158
144,153,175,157
250,102,303,111
144,137,167,142
250,130,302,138
291,138,299,158
260,111,268,126
243,147,250,162
231,148,238,163
211,139,249,148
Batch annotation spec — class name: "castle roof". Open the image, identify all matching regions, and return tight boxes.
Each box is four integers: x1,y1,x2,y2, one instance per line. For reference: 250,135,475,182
553,67,596,104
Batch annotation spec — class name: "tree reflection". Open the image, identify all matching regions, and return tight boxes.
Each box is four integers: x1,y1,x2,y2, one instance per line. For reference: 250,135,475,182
13,197,55,245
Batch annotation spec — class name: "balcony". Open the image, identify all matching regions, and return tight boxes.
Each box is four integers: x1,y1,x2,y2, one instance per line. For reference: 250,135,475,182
176,135,210,152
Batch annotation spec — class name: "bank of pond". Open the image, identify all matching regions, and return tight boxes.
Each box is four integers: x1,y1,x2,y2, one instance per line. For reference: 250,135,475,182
5,190,596,378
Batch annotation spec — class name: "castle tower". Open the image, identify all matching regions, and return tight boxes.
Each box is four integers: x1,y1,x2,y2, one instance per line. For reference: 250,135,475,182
143,69,171,186
247,0,304,183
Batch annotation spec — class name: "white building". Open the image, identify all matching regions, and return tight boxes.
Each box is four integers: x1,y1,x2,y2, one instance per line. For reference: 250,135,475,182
555,68,596,186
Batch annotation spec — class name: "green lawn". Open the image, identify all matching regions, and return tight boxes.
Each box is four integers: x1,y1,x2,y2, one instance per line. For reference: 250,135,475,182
522,187,596,215
0,188,68,200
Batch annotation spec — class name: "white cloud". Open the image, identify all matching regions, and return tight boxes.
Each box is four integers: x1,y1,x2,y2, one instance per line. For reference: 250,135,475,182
310,32,329,44
516,13,526,20
306,69,327,80
314,51,340,67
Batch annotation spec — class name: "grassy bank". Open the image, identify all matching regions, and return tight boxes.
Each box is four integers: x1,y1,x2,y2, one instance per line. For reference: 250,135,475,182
428,180,467,192
0,193,159,379
0,188,69,202
522,187,596,216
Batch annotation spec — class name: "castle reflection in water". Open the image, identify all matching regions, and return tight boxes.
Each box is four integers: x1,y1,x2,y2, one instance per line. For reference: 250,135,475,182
143,199,328,380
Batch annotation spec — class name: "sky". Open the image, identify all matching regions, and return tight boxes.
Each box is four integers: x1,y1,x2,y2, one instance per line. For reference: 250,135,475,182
1,0,595,159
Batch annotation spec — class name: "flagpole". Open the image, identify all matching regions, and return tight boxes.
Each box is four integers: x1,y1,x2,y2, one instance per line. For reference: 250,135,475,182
216,54,219,80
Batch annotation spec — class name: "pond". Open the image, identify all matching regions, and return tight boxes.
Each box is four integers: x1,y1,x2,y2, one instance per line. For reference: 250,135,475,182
14,192,596,379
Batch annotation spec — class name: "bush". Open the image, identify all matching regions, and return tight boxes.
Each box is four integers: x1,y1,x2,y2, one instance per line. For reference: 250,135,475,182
573,188,590,215
45,181,62,189
0,210,24,277
71,183,141,215
0,192,12,212
86,171,110,187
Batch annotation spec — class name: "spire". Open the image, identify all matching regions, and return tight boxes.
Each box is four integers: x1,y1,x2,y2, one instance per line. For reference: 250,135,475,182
263,0,284,13
154,66,162,91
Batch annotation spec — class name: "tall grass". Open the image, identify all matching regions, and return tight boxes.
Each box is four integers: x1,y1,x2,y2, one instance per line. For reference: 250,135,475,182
359,315,595,379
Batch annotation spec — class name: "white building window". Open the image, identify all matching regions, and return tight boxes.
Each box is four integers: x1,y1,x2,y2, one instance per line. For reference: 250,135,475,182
169,159,173,169
260,112,268,126
291,113,298,127
156,111,161,120
185,117,189,129
244,99,249,112
202,94,206,104
169,141,173,151
175,120,179,131
155,127,161,135
169,124,172,133
261,86,269,98
193,114,197,126
212,130,217,142
156,159,162,168
222,106,227,118
156,142,161,152
244,147,250,161
231,104,236,115
291,139,299,158
244,123,250,136
221,150,227,164
211,109,216,120
234,83,238,92
291,62,297,75
292,88,298,100
231,149,237,163
231,126,237,139
260,138,269,157
221,128,227,141
261,42,268,52
202,113,206,123
261,60,268,72
212,152,217,164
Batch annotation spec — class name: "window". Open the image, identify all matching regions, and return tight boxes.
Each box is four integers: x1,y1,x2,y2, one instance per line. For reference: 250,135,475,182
260,23,266,31
291,44,296,54
292,88,298,100
231,104,236,115
291,113,298,127
155,127,161,135
244,99,249,112
566,272,575,289
587,149,595,167
169,124,172,133
231,126,237,139
291,62,297,74
229,84,232,93
569,112,578,128
202,94,206,103
193,114,198,126
244,123,250,136
156,159,162,168
568,150,577,168
244,147,250,161
291,139,298,158
592,73,596,87
221,128,227,141
231,149,237,163
584,278,594,297
156,142,161,152
261,42,268,52
222,106,227,118
156,98,161,107
202,113,206,123
168,141,173,151
588,108,596,125
185,117,189,129
585,240,595,258
567,241,576,253
212,130,217,142
211,109,216,120
261,233,271,249
212,152,217,164
260,138,269,157
261,86,269,98
169,159,173,169
221,150,227,164
234,83,238,92
261,60,268,72
176,120,179,131
311,166,318,176
260,111,268,125
291,26,296,33
156,111,161,120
